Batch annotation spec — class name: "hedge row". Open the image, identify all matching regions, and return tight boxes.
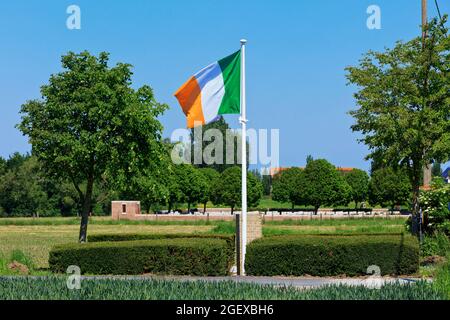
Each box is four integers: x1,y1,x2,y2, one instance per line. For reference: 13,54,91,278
49,238,231,276
246,234,419,276
88,233,235,259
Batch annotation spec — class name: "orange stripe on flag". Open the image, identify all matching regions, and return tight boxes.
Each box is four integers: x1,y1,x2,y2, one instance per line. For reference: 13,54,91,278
174,76,205,128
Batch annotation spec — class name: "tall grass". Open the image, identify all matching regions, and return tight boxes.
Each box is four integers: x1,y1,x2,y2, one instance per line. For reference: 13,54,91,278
434,257,450,299
0,250,35,275
0,277,444,300
421,233,450,257
211,222,235,234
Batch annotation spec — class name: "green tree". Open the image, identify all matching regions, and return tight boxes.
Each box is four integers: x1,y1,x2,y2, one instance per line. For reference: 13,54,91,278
368,167,411,210
420,178,450,234
175,164,208,213
0,156,6,176
261,174,272,196
190,116,249,173
346,17,450,230
18,51,167,242
118,145,171,214
344,169,370,208
198,168,220,214
432,162,443,177
212,166,263,214
5,152,27,171
272,168,305,209
301,159,352,215
249,169,271,196
166,166,184,213
247,170,264,209
0,156,47,216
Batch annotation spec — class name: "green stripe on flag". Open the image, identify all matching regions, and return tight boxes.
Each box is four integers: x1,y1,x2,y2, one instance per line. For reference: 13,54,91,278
218,50,241,115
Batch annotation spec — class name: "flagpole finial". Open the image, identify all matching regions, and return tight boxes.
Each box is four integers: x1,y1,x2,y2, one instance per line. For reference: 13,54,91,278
240,39,247,45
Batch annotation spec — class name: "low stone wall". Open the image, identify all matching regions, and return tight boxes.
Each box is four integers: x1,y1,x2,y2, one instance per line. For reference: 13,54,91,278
112,212,408,222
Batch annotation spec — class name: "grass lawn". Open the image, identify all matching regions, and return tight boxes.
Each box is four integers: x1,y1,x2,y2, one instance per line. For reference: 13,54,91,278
262,217,407,236
0,216,408,274
0,223,215,270
0,216,410,272
0,216,218,226
0,277,444,300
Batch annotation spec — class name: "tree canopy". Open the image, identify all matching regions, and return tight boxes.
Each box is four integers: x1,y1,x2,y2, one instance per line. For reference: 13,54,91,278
198,167,220,213
300,159,352,214
173,164,208,213
271,168,305,209
18,51,168,241
212,166,263,214
368,167,411,209
346,17,450,224
343,169,370,208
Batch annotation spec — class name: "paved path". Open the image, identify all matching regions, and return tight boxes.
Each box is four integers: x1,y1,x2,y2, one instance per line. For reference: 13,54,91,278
1,275,428,289
81,275,428,289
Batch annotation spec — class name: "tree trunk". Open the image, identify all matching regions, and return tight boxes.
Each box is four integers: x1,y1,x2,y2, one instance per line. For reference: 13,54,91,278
203,202,207,214
78,177,94,243
410,163,422,236
187,202,191,215
411,183,421,235
231,206,234,216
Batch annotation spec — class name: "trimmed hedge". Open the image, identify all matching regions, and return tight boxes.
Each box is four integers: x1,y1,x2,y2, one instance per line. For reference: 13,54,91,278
246,234,419,276
49,238,231,276
88,233,235,259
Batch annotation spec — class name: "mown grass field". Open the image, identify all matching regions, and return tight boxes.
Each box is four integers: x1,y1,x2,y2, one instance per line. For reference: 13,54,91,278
0,277,444,300
0,222,215,269
0,216,408,271
263,217,407,236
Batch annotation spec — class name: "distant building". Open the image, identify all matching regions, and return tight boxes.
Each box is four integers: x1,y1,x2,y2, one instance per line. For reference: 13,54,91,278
270,167,355,177
443,167,450,184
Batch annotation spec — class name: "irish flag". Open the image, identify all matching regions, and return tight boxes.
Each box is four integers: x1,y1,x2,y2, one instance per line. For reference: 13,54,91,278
174,50,241,128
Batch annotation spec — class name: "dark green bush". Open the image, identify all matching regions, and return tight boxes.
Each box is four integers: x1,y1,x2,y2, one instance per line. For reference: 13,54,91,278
246,234,419,276
421,233,450,257
49,238,231,276
88,233,235,259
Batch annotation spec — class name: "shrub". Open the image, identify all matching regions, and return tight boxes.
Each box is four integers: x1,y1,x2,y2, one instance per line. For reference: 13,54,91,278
420,179,450,234
10,249,35,270
421,233,450,257
434,257,450,299
88,233,235,259
246,234,419,276
0,250,34,275
49,238,231,276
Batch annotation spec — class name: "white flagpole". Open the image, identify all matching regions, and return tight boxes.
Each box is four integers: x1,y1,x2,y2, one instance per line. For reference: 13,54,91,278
240,39,247,275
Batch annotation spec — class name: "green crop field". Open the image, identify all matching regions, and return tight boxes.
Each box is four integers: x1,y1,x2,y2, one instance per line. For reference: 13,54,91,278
0,277,444,300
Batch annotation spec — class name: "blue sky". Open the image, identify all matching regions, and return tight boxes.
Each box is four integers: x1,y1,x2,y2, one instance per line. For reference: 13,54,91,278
0,0,449,171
